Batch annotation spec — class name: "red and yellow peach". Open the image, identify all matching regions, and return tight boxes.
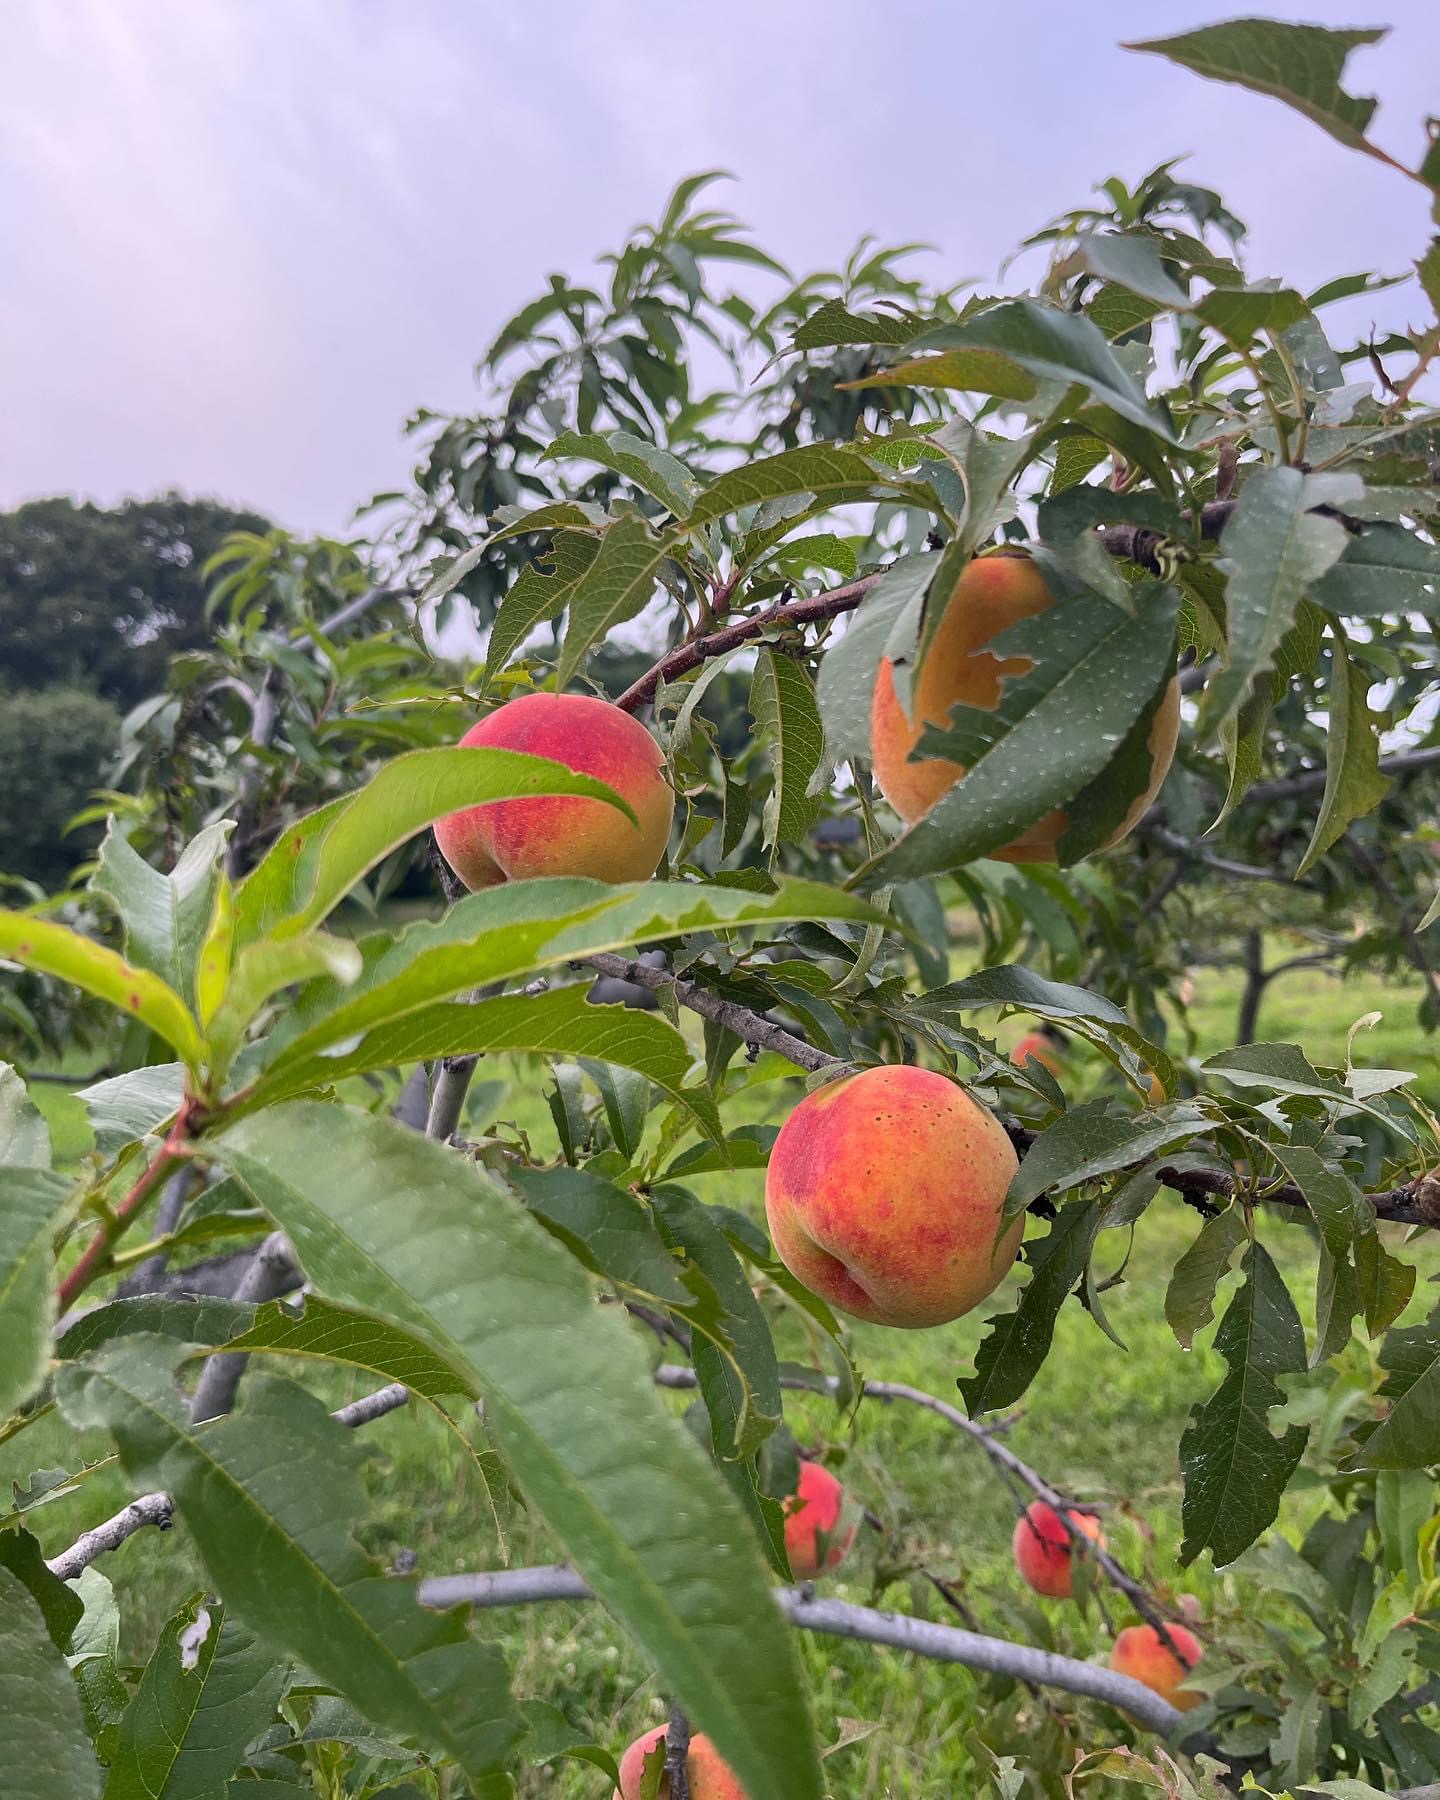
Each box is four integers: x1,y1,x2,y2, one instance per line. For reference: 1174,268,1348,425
615,1725,746,1800
764,1064,1022,1329
783,1460,856,1580
870,553,1180,860
1011,1500,1105,1599
435,692,673,890
1109,1622,1204,1711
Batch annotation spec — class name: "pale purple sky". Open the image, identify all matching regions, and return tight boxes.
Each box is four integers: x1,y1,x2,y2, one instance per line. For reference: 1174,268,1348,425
3,1,1437,537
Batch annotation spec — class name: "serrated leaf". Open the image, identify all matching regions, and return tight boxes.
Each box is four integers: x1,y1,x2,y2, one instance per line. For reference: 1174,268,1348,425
1309,521,1440,615
651,1184,782,1461
58,1342,521,1782
0,913,203,1072
90,821,231,1013
1065,232,1192,308
688,445,919,528
1296,633,1382,878
840,348,1036,400
0,1062,51,1169
545,430,697,519
1005,1100,1206,1218
790,298,915,350
911,300,1177,439
556,518,672,688
857,587,1179,883
1361,1314,1440,1469
1206,468,1350,724
418,500,607,606
509,1166,691,1304
57,1296,256,1361
1165,1209,1247,1350
234,748,637,948
0,1166,75,1418
487,530,601,675
0,1564,102,1799
102,1594,289,1800
1179,1244,1309,1564
750,651,825,848
815,557,936,764
255,984,722,1144
78,1064,186,1159
0,1526,85,1648
211,1293,474,1400
958,1202,1100,1415
259,876,883,1082
1125,21,1388,160
1195,285,1309,344
212,1104,823,1800
1267,1144,1372,1261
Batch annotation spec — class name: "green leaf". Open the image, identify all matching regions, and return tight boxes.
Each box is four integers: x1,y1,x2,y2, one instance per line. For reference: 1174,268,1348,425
750,651,825,848
1179,1244,1310,1564
1065,232,1192,309
0,1564,102,1799
1267,1144,1373,1262
509,1166,691,1305
1194,285,1309,345
920,965,1128,1026
1125,21,1389,160
790,298,915,350
210,1293,474,1400
0,1166,75,1418
1165,1208,1246,1351
556,517,672,689
1361,1312,1440,1468
234,747,637,947
518,1699,620,1784
0,912,203,1072
102,1595,289,1800
78,1064,185,1159
417,501,608,606
1005,1100,1206,1219
688,445,922,528
260,876,882,1082
856,587,1178,883
815,557,936,764
1206,469,1351,724
257,984,722,1144
0,1526,85,1648
58,1342,521,1782
487,531,601,675
206,935,365,1074
651,1185,782,1460
1296,633,1389,878
90,821,231,1013
213,1104,822,1800
0,1062,52,1169
1309,521,1440,616
57,1296,256,1362
959,1202,1100,1415
913,301,1177,439
545,430,697,519
841,349,1036,400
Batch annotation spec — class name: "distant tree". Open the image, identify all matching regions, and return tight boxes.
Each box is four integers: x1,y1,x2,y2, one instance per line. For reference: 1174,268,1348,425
0,493,269,707
0,685,120,887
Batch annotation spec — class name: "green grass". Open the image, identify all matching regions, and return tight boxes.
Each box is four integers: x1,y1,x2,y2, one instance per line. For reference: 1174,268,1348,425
9,949,1438,1796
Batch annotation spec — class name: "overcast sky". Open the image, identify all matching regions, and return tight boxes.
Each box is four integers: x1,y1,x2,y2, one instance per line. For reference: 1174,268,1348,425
3,0,1437,538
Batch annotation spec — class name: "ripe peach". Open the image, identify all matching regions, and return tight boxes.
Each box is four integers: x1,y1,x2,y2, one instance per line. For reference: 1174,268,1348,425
1012,1031,1063,1078
435,692,673,890
783,1460,856,1579
1109,1622,1204,1711
1011,1500,1105,1598
615,1725,747,1800
764,1064,1023,1329
870,552,1180,860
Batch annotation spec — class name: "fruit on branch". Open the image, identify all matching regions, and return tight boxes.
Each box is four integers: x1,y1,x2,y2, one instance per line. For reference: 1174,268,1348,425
1011,1500,1105,1598
870,552,1180,860
615,1725,747,1799
1012,1029,1064,1078
783,1459,857,1579
1144,1068,1167,1107
764,1064,1023,1329
435,692,674,890
1108,1621,1204,1711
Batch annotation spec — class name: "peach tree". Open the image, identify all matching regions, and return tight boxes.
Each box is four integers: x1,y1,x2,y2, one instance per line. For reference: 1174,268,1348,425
3,17,1440,1798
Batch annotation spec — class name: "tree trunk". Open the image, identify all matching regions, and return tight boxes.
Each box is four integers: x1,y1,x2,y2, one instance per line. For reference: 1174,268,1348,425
1236,928,1267,1046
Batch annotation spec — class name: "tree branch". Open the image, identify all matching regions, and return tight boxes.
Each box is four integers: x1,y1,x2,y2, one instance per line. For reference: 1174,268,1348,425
586,952,834,1072
414,1565,1188,1736
189,1233,305,1423
1243,744,1440,802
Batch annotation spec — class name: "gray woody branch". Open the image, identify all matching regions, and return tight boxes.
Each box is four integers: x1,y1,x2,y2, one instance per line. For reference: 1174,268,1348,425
415,1565,1187,1738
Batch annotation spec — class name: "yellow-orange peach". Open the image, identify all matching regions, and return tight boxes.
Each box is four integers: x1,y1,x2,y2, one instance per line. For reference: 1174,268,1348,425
870,553,1180,861
1011,1500,1105,1598
435,692,673,890
615,1725,747,1800
783,1460,856,1579
1145,1069,1167,1106
1109,1622,1204,1711
1012,1031,1063,1078
764,1064,1023,1329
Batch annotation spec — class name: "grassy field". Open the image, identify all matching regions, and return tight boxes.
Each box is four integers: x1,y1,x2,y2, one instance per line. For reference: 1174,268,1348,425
13,943,1439,1796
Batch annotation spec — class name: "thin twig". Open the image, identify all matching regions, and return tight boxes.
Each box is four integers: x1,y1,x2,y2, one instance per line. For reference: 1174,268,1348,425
414,1565,1188,1736
189,1233,304,1423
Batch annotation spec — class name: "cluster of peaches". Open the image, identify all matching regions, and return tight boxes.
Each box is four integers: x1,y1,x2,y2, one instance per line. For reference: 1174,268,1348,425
433,556,1189,1797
